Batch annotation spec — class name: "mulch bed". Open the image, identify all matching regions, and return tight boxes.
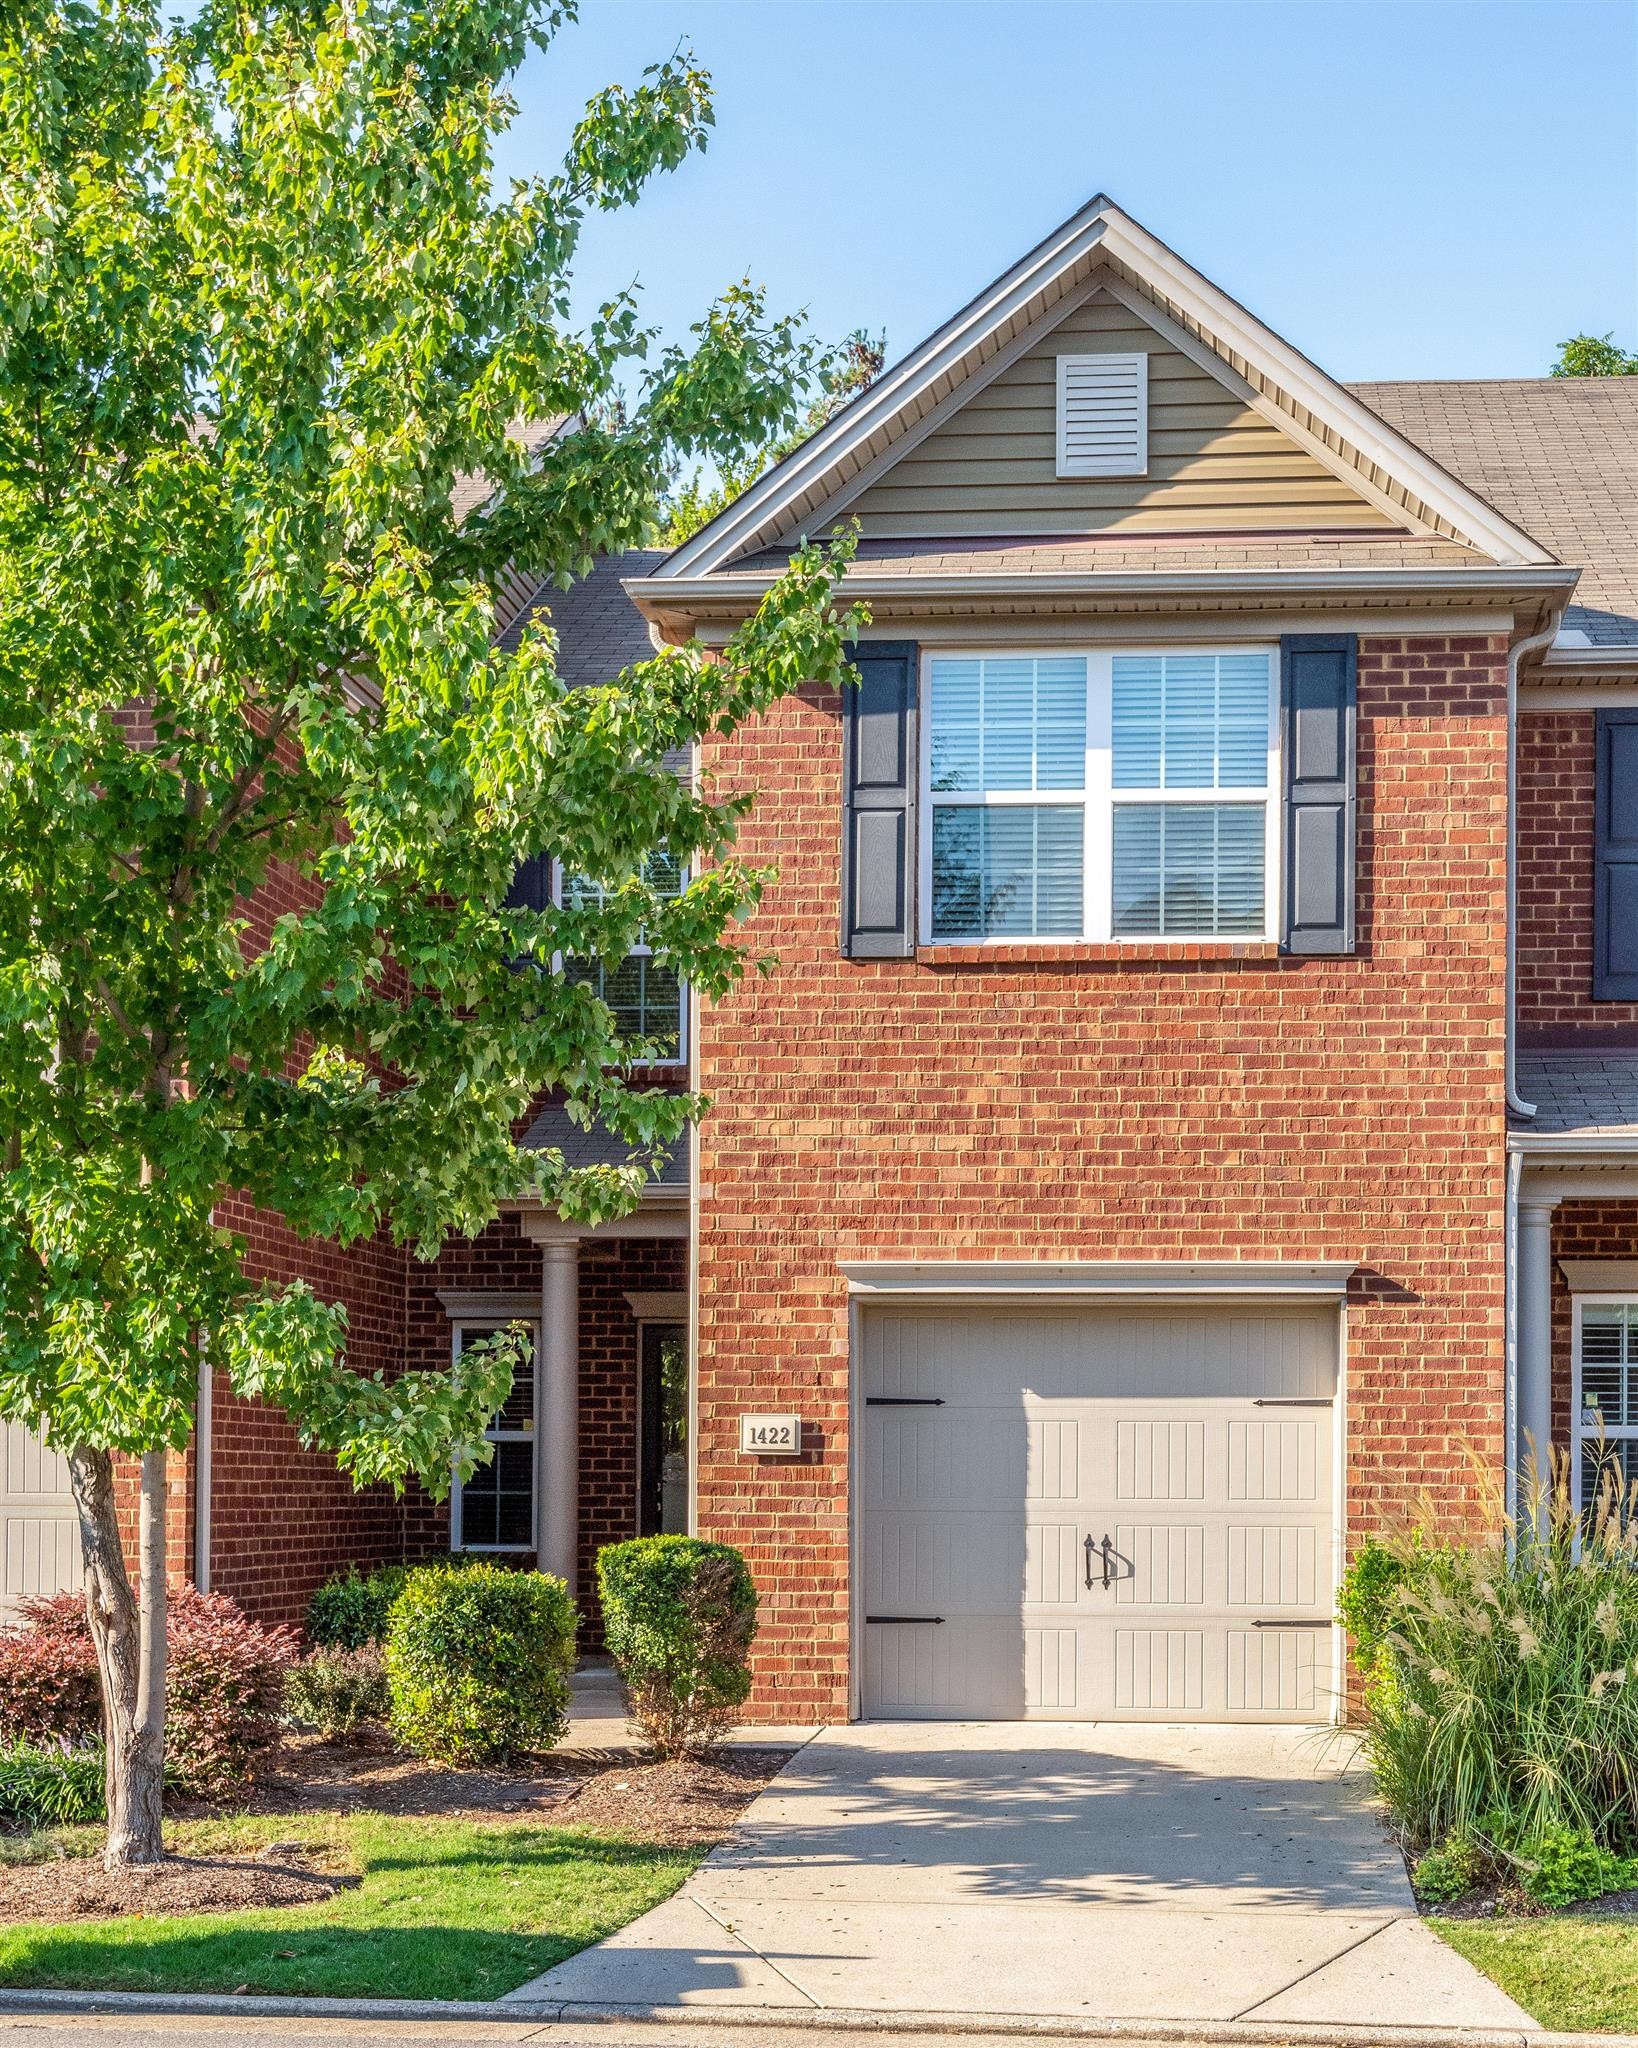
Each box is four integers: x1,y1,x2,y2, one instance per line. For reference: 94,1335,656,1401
214,1729,797,1845
0,1735,796,1922
0,1846,354,1924
1430,1882,1638,1921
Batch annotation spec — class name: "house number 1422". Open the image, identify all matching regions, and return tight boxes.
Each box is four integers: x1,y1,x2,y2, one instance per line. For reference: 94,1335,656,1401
738,1414,801,1455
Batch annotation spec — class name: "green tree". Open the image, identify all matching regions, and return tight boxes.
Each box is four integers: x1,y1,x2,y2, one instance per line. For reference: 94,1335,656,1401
660,327,887,545
0,0,861,1868
1551,332,1638,377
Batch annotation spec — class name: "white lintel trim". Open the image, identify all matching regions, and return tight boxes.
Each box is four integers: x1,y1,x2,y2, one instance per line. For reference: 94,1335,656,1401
840,1259,1356,1300
435,1290,541,1321
626,1290,687,1320
1561,1261,1638,1294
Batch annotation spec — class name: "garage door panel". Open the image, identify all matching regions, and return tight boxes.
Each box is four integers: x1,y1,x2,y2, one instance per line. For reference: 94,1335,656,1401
2,1421,81,1619
861,1307,1338,1723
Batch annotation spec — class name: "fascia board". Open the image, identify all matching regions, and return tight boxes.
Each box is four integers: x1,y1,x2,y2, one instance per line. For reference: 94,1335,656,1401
1538,645,1638,675
656,211,1117,578
625,564,1579,621
1094,216,1555,568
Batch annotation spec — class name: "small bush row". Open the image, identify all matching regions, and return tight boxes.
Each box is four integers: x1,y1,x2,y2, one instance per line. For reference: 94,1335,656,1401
1342,1458,1638,1908
0,1537,761,1791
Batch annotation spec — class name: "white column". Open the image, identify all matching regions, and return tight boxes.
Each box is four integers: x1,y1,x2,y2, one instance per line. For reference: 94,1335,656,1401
1516,1196,1558,1511
537,1240,580,1591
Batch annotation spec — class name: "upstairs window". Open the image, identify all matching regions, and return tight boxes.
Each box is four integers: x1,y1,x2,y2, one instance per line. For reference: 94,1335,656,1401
923,649,1277,944
561,850,687,1062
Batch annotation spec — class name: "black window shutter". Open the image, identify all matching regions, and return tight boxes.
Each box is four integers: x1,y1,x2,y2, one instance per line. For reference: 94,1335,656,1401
504,853,553,912
1280,633,1357,955
841,641,919,958
1594,709,1638,999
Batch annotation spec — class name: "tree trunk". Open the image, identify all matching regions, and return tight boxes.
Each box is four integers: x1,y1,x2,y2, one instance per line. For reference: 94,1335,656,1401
68,1447,167,1868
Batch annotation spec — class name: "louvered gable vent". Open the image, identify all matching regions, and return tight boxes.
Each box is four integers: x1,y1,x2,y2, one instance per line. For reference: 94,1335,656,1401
1055,351,1148,478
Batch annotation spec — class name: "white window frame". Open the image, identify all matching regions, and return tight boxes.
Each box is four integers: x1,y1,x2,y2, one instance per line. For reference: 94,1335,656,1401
917,646,1281,946
1570,1292,1638,1515
552,856,690,1066
448,1317,540,1555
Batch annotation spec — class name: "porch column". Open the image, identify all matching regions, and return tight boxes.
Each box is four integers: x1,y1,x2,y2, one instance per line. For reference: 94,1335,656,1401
537,1241,580,1591
1516,1195,1558,1509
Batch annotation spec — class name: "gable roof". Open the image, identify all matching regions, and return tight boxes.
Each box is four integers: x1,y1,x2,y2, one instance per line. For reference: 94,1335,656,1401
655,196,1556,578
1351,378,1638,646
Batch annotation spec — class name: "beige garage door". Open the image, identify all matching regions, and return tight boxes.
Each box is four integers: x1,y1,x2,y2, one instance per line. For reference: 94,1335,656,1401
2,1422,82,1620
860,1305,1339,1722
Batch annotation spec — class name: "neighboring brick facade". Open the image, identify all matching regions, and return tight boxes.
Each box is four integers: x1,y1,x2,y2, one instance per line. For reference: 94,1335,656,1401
1517,708,1638,1044
693,632,1513,1720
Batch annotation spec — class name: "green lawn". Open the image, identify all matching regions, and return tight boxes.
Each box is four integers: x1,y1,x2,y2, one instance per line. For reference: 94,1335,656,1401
0,1811,700,2002
1433,1914,1638,2033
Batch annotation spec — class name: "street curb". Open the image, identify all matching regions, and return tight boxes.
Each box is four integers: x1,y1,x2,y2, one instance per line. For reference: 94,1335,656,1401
0,1988,1633,2048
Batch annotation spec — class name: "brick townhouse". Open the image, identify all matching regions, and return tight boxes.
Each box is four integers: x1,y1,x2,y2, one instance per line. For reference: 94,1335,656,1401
5,197,1637,1727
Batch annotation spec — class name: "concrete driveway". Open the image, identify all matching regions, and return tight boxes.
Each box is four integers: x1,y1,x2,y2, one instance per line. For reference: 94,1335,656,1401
505,1721,1535,2030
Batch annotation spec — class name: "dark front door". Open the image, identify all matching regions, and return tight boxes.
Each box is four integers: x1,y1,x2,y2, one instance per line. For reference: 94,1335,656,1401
638,1323,688,1536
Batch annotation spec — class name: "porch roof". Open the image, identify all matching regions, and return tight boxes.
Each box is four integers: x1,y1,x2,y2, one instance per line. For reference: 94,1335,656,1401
1515,1053,1638,1141
519,1099,690,1189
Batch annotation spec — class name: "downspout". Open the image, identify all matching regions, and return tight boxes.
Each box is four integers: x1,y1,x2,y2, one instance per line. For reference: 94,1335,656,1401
193,1338,212,1594
1502,612,1560,1533
1506,612,1561,1119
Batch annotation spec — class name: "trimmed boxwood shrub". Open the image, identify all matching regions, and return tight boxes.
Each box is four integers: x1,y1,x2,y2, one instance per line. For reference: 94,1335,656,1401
597,1536,757,1757
306,1564,411,1650
383,1562,576,1764
0,1588,297,1794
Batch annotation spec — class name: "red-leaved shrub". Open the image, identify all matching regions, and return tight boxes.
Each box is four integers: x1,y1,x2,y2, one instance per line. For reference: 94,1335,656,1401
0,1587,298,1794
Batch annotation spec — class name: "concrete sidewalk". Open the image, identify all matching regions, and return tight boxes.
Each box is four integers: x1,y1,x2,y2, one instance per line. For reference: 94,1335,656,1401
503,1722,1534,2031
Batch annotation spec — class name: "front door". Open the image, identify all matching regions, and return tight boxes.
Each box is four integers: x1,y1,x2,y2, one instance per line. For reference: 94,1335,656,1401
638,1322,689,1536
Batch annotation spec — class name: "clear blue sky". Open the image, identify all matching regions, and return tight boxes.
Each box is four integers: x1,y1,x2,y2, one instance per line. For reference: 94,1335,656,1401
495,0,1638,386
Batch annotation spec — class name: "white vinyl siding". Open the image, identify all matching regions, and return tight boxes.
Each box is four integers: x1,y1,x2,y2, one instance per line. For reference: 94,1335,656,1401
1573,1298,1638,1513
922,648,1279,945
1056,352,1147,477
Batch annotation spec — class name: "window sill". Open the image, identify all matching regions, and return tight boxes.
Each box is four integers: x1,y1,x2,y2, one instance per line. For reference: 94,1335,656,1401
914,940,1283,966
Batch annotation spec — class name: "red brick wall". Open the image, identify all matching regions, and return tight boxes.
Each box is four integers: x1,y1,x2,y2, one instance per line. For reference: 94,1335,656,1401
1517,709,1638,1042
693,630,1512,1720
205,1199,410,1627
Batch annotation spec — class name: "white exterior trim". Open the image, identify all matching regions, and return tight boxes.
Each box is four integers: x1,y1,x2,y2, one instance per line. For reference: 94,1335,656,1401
1562,1261,1638,1294
840,1259,1356,1301
652,197,1555,577
447,1314,540,1557
435,1289,541,1321
625,1291,688,1321
1570,1292,1638,1518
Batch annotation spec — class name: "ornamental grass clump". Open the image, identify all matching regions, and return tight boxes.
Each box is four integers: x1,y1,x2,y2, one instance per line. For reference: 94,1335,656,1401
597,1537,758,1758
384,1562,576,1764
1343,1451,1638,1905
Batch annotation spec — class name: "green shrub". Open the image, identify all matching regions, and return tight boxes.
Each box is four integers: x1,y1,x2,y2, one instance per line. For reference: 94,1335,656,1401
1337,1534,1419,1675
286,1643,390,1738
597,1536,757,1758
1353,1457,1638,1868
1498,1822,1638,1908
1412,1833,1484,1903
306,1564,411,1649
383,1563,575,1764
0,1742,106,1827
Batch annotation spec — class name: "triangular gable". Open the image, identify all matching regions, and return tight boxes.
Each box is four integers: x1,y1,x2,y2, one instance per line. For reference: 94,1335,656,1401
657,197,1554,575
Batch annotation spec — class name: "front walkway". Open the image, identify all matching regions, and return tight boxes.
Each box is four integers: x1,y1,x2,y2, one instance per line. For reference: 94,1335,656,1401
507,1720,1534,2029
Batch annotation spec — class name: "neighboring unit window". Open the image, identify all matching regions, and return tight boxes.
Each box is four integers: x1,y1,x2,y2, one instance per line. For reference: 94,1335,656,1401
1056,353,1148,477
562,850,687,1060
451,1323,537,1554
1575,1301,1638,1514
923,649,1276,943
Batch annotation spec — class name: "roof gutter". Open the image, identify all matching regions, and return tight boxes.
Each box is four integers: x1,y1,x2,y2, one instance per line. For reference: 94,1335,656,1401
1506,611,1566,1119
628,564,1578,623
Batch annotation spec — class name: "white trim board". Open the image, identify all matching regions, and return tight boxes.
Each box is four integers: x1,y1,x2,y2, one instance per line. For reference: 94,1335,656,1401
1562,1261,1638,1293
840,1260,1356,1300
435,1290,541,1321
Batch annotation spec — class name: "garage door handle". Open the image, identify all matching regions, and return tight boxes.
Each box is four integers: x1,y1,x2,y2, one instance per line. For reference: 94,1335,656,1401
1250,1618,1332,1628
865,1614,944,1624
1085,1533,1113,1590
1252,1398,1332,1407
